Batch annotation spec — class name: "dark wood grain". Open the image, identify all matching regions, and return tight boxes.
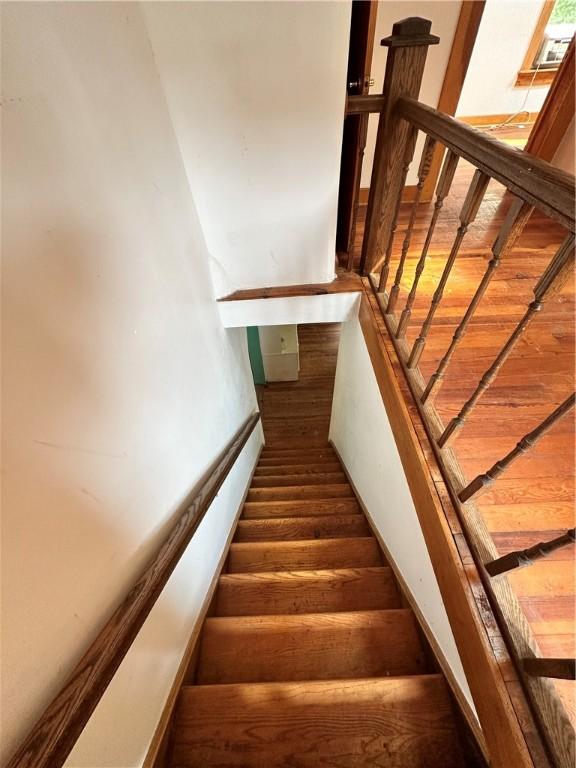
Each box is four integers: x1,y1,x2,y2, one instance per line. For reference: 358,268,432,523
398,97,576,231
218,269,362,301
524,658,576,681
345,93,386,114
486,530,576,577
360,18,439,275
6,411,260,768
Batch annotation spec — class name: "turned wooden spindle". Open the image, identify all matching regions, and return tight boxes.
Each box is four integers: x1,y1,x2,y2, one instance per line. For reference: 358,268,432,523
360,17,439,277
396,149,459,339
386,135,437,312
523,657,576,680
421,198,534,403
485,528,576,577
439,233,576,447
407,169,490,369
460,393,576,502
378,126,418,293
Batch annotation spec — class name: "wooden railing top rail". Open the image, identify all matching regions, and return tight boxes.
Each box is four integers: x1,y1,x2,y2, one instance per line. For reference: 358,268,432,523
397,96,576,231
7,411,261,768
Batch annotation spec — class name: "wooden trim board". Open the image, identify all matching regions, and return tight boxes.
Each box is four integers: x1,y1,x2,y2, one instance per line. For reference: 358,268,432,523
144,443,264,768
517,0,556,87
356,292,534,768
218,270,363,302
516,68,558,86
329,439,489,765
525,36,575,162
421,1,486,202
458,112,539,127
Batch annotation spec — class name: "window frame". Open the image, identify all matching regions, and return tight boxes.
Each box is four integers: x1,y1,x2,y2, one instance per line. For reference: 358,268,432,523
516,0,560,86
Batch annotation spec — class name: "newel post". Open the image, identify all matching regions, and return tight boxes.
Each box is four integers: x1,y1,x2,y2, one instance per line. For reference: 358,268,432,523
359,18,439,277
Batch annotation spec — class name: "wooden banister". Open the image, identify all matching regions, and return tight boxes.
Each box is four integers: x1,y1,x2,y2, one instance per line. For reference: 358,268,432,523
6,411,260,768
485,529,576,577
439,234,575,447
407,169,490,368
524,658,576,681
421,198,534,402
387,134,437,312
396,149,459,339
397,96,576,230
359,17,439,276
361,16,576,766
460,394,576,503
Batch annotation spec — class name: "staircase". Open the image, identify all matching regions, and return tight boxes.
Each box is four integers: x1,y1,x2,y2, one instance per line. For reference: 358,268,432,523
167,442,473,766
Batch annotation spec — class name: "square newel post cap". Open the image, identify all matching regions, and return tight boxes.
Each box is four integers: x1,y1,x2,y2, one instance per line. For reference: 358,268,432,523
381,17,440,48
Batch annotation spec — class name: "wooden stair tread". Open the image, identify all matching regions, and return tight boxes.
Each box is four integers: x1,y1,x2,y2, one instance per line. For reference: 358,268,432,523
228,537,383,572
197,609,427,684
254,462,342,475
242,498,360,518
258,455,338,467
234,514,370,541
214,566,401,615
171,676,467,767
247,483,354,502
251,472,347,487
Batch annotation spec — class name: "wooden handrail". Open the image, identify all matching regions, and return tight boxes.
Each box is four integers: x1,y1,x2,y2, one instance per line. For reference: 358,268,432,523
397,96,576,231
6,411,260,768
345,94,385,115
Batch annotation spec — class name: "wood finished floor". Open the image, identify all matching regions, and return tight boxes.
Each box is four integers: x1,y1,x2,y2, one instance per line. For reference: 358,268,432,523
352,154,575,724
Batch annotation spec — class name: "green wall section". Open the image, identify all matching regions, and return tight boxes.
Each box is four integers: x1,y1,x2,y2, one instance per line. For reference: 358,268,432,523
247,327,266,385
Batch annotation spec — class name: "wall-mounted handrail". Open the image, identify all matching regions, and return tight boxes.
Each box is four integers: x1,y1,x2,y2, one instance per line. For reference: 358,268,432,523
6,411,260,768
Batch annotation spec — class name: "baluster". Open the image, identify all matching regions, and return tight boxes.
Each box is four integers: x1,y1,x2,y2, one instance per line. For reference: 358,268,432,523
439,233,576,447
485,528,575,577
523,657,576,680
386,135,437,311
460,393,576,502
421,198,534,403
378,126,418,293
360,18,439,277
396,149,459,339
407,169,490,369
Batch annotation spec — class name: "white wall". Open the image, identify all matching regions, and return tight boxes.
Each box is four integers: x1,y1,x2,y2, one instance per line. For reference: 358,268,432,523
329,311,474,712
143,2,352,298
1,4,262,766
457,0,549,118
553,117,576,174
361,1,461,187
218,291,360,328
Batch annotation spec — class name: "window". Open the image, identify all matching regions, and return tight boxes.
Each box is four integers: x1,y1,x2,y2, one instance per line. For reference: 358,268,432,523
516,0,576,86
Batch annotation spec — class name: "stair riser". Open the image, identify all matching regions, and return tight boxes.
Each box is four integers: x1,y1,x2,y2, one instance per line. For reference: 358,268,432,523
234,514,370,541
254,462,342,476
251,473,347,487
247,484,354,502
242,499,360,518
